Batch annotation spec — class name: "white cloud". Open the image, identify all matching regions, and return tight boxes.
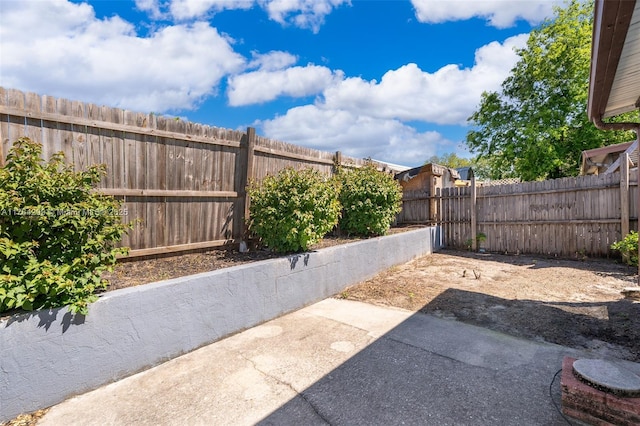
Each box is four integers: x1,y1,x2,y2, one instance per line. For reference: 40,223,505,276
228,65,340,106
135,0,165,20
165,0,349,32
0,0,110,39
258,0,351,33
0,0,245,113
256,35,527,165
411,0,562,28
247,50,298,71
258,105,454,166
320,34,528,125
169,0,253,20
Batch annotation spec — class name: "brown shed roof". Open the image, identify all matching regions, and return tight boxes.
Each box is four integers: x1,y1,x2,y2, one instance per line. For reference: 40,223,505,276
580,141,636,174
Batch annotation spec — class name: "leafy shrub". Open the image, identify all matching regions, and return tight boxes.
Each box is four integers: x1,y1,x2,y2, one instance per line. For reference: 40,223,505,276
248,167,341,253
336,164,403,236
611,231,638,266
0,138,130,315
464,233,487,251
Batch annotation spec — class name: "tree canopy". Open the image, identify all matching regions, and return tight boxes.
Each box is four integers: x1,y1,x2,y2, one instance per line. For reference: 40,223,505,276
425,153,493,181
426,153,473,169
466,0,635,181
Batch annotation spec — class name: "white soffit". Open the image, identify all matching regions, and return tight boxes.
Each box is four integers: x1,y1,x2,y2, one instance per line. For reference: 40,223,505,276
605,1,640,118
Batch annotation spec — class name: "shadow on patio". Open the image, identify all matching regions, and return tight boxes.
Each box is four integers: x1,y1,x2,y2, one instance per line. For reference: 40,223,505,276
255,292,621,425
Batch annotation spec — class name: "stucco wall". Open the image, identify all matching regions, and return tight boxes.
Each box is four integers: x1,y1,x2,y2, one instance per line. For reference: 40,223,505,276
0,226,441,421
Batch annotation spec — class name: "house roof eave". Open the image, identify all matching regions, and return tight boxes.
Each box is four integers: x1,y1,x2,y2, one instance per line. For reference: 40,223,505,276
588,0,639,130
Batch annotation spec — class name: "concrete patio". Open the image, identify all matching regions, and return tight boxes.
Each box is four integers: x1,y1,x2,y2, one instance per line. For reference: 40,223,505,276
37,298,589,426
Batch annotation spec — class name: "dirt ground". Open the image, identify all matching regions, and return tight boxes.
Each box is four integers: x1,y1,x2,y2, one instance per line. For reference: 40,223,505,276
341,249,640,362
102,234,371,291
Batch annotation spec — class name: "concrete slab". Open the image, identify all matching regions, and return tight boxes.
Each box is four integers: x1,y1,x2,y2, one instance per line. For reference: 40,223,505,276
38,299,588,426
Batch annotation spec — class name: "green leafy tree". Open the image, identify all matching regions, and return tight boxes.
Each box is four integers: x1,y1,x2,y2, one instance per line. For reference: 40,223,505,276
467,156,493,181
0,138,131,315
426,153,473,169
466,0,634,181
248,167,341,253
426,153,493,181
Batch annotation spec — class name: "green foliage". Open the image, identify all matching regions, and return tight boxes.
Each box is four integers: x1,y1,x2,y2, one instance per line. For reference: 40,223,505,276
464,233,487,251
426,153,493,181
426,153,474,169
247,167,341,253
611,231,638,266
0,138,131,315
336,164,403,237
466,0,635,181
468,156,494,181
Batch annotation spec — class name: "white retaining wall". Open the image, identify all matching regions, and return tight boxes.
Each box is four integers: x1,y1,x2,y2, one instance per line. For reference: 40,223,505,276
0,226,441,421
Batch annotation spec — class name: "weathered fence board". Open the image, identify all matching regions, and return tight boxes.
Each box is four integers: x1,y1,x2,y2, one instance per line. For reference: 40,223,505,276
401,170,639,258
0,87,391,257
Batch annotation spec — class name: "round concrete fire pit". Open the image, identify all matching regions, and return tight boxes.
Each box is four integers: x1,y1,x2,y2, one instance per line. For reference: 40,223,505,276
573,359,640,397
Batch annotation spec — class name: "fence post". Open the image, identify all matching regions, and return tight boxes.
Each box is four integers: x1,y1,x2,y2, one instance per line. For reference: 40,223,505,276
334,151,342,174
621,153,630,246
436,187,442,244
436,186,441,225
429,176,437,224
238,127,256,251
471,174,477,251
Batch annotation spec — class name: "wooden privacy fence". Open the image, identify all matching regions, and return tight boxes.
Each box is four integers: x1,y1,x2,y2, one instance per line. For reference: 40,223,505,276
399,162,638,258
0,87,384,258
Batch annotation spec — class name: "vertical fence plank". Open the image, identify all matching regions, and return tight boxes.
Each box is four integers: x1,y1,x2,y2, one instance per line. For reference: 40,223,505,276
123,111,139,249
169,118,185,247
7,89,25,154
109,106,128,246
86,102,103,170
56,97,74,163
239,127,256,244
155,116,169,248
71,100,87,170
99,105,114,189
111,107,126,189
0,87,9,165
470,175,477,250
24,92,42,148
42,95,61,163
621,154,630,242
188,125,202,245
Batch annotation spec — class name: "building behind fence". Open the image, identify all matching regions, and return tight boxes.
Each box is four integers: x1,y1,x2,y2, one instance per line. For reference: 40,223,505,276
0,87,397,258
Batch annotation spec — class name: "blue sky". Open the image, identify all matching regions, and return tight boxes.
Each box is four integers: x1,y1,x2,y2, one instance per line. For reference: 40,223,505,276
0,0,565,167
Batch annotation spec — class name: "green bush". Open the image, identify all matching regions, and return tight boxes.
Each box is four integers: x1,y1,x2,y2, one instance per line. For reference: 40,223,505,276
336,164,403,236
248,167,341,253
0,138,131,315
611,231,639,266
